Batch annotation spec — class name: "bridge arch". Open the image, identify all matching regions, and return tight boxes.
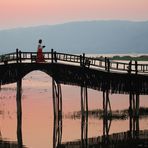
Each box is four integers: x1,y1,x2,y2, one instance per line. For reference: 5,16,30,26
18,64,54,82
21,69,52,82
16,70,59,147
22,70,53,88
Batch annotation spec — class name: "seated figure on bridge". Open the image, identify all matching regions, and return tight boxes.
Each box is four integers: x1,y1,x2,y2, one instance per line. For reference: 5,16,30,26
36,39,45,62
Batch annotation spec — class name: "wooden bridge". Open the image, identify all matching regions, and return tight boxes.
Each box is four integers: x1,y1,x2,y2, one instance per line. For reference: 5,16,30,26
0,49,148,92
0,49,148,147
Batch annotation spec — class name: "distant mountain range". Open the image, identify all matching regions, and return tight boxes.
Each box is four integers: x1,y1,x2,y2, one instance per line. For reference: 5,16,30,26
0,20,148,54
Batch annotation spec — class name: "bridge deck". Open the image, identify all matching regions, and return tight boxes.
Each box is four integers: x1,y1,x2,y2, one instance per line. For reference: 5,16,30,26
0,49,148,74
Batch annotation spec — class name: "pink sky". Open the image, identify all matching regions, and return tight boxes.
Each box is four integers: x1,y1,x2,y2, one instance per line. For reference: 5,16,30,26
0,0,148,29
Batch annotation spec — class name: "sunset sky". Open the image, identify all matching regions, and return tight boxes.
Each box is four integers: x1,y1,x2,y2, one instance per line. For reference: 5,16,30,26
0,0,148,29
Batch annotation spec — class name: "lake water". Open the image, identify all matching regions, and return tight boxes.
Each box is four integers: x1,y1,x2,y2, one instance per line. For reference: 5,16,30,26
0,71,148,148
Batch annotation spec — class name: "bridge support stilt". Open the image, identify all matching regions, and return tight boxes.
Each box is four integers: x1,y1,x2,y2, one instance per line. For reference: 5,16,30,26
81,86,88,148
16,79,23,147
103,90,112,143
81,86,88,116
52,79,62,118
52,79,62,147
129,92,140,138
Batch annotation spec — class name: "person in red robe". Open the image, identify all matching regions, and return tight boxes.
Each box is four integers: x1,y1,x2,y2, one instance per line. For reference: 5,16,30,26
36,39,45,62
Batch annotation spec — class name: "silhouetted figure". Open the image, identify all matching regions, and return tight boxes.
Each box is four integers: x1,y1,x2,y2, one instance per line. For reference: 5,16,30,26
36,39,45,62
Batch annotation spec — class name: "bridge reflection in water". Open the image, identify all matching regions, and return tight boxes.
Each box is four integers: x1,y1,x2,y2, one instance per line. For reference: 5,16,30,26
55,93,148,148
1,83,146,148
0,85,148,148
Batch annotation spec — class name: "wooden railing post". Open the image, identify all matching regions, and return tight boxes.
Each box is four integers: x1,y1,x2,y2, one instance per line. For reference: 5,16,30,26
116,63,119,69
128,61,132,74
80,55,82,66
135,61,138,74
31,52,35,63
83,53,85,67
54,51,57,62
105,57,110,72
107,58,110,72
16,48,19,63
31,53,32,63
51,49,54,63
105,57,107,70
19,50,22,63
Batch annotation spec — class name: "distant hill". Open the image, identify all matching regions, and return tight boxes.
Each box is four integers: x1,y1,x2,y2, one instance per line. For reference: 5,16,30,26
0,20,148,54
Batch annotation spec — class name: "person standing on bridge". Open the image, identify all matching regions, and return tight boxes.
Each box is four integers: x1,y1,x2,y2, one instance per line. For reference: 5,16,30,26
36,39,46,62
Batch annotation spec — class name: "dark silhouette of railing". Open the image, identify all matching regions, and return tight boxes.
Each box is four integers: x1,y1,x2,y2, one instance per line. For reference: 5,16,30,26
1,49,148,74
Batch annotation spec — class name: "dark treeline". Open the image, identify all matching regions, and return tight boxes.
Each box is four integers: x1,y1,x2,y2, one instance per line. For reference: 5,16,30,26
65,107,148,120
110,55,148,61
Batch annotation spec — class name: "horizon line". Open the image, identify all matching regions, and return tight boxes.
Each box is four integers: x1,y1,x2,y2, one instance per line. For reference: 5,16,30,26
0,19,148,31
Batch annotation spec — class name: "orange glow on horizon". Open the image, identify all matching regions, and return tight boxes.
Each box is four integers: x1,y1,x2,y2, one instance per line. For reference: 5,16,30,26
0,0,148,29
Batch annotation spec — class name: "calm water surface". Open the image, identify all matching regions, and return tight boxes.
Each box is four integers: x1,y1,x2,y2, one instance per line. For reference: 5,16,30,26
0,71,148,147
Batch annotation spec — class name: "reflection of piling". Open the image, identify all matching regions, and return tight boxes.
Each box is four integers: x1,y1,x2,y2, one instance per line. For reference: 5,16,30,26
53,116,62,148
16,78,23,148
102,90,112,144
103,90,111,117
129,93,140,119
81,87,88,148
81,112,88,148
129,92,140,138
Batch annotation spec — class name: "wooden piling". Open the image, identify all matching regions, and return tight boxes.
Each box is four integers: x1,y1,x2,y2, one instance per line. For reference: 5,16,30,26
52,79,62,118
16,78,23,147
135,61,138,74
19,50,22,63
16,49,19,63
51,49,54,63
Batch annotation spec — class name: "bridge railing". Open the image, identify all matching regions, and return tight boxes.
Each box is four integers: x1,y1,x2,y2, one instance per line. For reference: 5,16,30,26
54,52,81,64
20,52,52,60
0,49,148,75
0,52,17,63
55,52,148,74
